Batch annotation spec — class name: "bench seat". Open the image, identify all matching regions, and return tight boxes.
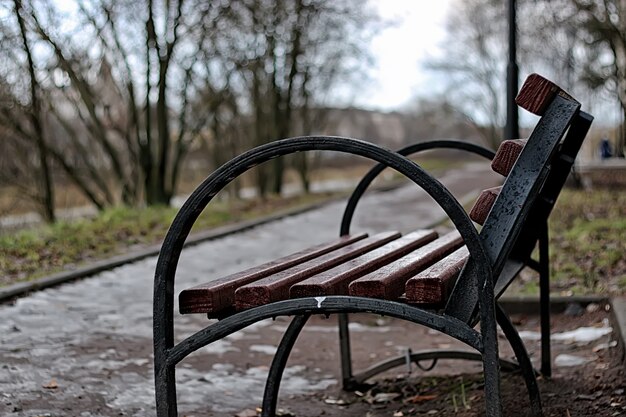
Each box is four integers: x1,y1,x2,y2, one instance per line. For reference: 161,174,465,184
180,229,474,317
178,122,534,318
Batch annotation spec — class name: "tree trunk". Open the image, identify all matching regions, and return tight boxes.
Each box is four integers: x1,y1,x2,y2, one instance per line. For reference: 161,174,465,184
619,107,625,158
252,62,270,199
295,69,312,194
15,0,55,222
156,56,172,205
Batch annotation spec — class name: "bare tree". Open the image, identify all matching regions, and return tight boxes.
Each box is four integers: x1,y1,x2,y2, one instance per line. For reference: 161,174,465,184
222,0,378,197
432,0,626,156
567,0,626,156
425,0,507,149
17,0,229,206
0,0,380,212
0,0,56,222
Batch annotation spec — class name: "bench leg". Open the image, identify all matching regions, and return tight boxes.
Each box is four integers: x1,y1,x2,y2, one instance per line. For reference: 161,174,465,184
261,314,310,417
479,290,503,416
496,304,543,416
539,223,552,377
155,362,177,417
338,313,356,390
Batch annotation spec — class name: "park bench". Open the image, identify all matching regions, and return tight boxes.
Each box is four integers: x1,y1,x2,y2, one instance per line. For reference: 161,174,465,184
153,74,593,416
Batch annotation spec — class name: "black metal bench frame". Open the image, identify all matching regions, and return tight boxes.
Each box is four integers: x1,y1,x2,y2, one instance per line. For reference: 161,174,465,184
153,76,593,416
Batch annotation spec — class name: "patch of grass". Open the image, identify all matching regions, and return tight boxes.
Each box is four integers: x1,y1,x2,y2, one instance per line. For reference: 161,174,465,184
0,205,176,286
512,188,625,296
518,280,540,296
0,193,335,287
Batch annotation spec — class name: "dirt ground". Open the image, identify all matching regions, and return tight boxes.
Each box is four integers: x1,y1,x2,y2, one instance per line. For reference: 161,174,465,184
170,304,625,417
2,304,623,416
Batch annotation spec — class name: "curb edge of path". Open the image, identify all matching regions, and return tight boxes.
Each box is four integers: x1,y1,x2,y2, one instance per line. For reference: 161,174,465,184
0,196,342,303
0,181,471,303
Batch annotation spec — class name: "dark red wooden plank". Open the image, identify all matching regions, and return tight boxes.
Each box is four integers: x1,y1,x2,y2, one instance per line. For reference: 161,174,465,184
235,231,401,310
469,186,502,225
491,139,527,176
405,246,469,305
289,229,438,298
348,231,463,300
516,73,577,116
179,233,368,314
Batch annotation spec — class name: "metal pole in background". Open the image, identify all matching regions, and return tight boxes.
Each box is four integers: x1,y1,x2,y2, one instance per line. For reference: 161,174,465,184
505,0,520,140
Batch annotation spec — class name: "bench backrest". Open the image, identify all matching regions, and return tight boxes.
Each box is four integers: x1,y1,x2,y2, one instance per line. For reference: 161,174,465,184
445,75,592,323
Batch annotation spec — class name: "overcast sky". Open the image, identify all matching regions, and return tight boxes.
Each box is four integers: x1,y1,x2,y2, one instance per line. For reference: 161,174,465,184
353,0,452,111
53,0,452,112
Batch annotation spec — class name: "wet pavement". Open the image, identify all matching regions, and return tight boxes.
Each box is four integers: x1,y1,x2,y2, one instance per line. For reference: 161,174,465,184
0,164,504,416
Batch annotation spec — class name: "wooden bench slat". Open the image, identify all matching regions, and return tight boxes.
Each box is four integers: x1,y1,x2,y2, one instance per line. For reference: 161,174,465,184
234,231,401,310
516,73,577,116
405,246,469,305
179,233,368,314
289,229,438,298
348,231,464,300
491,139,527,176
469,186,502,225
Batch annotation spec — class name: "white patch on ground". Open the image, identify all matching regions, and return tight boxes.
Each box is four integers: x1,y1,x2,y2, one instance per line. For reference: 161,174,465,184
517,331,542,341
174,364,337,413
106,371,157,411
347,322,393,332
519,326,613,343
249,344,277,355
593,341,618,352
554,354,593,367
200,339,241,355
552,326,613,343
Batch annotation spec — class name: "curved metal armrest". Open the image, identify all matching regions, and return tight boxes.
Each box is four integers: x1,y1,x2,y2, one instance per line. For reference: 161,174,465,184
340,140,495,235
154,136,491,353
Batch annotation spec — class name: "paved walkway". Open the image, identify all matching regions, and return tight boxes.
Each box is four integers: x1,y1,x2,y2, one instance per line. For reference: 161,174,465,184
0,164,501,416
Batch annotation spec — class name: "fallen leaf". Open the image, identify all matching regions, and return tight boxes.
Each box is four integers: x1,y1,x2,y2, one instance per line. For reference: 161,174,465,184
324,398,347,405
405,394,438,404
593,341,618,352
42,379,58,389
373,392,401,403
